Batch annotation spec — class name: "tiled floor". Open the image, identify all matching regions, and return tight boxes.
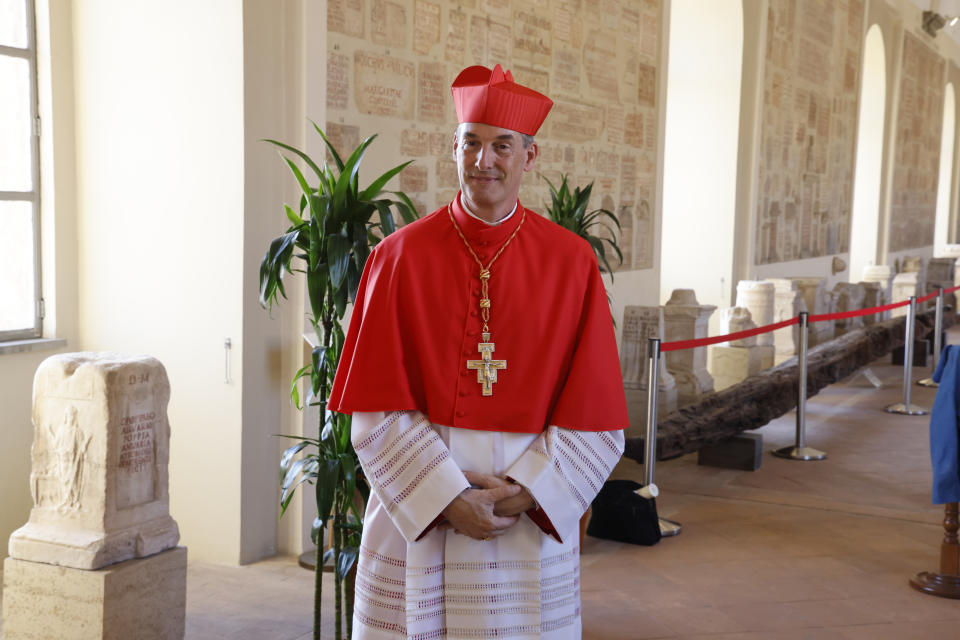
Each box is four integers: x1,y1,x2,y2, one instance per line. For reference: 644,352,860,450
4,345,959,639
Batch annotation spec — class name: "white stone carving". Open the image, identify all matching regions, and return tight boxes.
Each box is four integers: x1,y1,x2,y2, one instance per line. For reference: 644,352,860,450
621,306,678,436
8,353,180,570
766,278,804,364
790,277,834,347
859,282,886,325
734,281,775,346
663,289,716,407
891,272,921,317
717,307,756,347
862,265,894,302
831,282,866,336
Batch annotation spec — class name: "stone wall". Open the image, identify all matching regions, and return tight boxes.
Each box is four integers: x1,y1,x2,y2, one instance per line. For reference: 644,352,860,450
889,32,945,252
325,0,662,270
754,0,863,264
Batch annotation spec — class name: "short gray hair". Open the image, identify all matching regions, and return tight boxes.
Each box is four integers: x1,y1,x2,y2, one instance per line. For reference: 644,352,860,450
454,124,535,148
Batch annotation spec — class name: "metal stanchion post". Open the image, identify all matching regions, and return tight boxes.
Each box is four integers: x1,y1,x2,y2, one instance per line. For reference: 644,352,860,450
773,312,826,461
885,296,928,415
918,288,944,388
642,338,681,537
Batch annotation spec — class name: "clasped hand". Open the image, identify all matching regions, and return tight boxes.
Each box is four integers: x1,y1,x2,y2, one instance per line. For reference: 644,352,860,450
440,471,536,540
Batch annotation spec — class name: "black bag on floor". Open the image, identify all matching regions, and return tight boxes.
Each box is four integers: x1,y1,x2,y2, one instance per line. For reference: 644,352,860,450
586,479,662,546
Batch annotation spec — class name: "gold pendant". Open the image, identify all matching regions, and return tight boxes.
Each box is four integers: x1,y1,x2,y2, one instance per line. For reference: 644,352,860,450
466,332,507,396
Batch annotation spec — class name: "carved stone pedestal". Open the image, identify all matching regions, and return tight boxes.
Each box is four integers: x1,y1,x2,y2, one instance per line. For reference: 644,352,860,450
621,306,678,435
663,289,715,407
767,278,803,365
2,547,187,639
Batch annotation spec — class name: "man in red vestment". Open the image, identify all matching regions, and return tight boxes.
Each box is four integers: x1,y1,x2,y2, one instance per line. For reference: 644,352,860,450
329,64,628,639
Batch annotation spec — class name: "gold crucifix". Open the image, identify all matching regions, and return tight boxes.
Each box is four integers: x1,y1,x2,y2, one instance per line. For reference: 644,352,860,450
466,332,507,396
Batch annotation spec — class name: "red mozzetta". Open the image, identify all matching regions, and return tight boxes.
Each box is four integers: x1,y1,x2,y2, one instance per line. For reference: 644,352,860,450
329,193,628,434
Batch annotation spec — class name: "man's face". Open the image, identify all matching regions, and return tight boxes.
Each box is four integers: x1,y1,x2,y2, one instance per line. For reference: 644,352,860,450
453,122,538,216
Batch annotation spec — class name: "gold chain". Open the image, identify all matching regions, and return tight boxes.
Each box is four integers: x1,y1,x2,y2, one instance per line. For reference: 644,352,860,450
447,204,526,334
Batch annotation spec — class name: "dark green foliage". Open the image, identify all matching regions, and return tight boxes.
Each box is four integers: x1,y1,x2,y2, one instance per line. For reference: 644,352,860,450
542,173,624,277
260,122,416,640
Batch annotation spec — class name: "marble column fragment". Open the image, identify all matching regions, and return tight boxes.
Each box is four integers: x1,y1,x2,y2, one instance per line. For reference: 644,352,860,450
734,281,775,368
934,245,960,286
663,289,716,407
766,278,803,364
859,282,886,325
790,277,834,346
620,306,678,436
862,265,894,320
891,272,921,317
708,307,763,391
831,282,866,336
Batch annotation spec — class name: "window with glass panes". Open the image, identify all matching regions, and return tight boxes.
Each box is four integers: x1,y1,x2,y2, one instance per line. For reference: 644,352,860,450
0,0,40,340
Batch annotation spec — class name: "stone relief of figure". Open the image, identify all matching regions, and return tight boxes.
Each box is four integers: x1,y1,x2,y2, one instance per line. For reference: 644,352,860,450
44,405,92,512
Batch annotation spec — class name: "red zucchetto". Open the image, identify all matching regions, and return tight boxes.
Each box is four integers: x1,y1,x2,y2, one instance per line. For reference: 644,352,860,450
451,64,553,136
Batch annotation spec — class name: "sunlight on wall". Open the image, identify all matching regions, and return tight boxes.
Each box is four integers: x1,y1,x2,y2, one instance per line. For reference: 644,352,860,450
849,24,886,284
935,82,956,251
660,0,742,308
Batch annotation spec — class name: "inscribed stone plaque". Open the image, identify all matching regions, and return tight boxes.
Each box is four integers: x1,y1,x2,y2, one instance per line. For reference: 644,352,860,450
620,154,637,204
429,132,448,156
400,164,428,193
444,9,467,64
512,66,549,97
9,353,180,570
436,158,459,189
549,101,603,143
371,0,406,47
413,0,440,55
624,112,644,149
553,48,581,97
605,104,625,145
327,52,350,111
325,123,360,165
418,62,447,124
637,63,656,107
513,8,551,67
584,29,619,102
328,0,364,38
354,51,415,119
401,128,429,157
470,16,510,67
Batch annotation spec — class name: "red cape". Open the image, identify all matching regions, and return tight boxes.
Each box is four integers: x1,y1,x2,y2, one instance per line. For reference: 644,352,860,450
328,194,628,433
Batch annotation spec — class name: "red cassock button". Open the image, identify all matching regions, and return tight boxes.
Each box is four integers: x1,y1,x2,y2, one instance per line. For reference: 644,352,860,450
459,389,469,397
456,410,466,417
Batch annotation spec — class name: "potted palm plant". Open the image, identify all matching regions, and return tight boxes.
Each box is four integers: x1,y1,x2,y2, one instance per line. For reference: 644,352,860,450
259,122,417,640
542,173,624,278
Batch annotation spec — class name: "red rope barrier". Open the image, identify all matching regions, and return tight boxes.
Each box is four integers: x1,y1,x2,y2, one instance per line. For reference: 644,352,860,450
808,298,909,323
659,286,950,352
661,317,799,352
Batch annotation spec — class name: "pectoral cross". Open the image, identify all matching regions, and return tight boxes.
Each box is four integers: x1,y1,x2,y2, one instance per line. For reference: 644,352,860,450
466,332,507,396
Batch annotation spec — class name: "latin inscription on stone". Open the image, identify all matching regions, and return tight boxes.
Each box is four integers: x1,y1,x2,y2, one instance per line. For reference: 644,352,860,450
117,406,156,509
327,52,349,111
470,16,510,67
324,122,360,165
354,51,415,119
444,9,467,64
637,63,656,107
328,0,364,38
549,101,603,143
418,62,447,123
512,66,549,96
513,9,551,67
429,132,448,156
553,48,581,97
436,158,459,189
584,29,619,102
400,164,428,193
624,112,643,149
401,129,429,156
371,0,406,47
413,0,440,55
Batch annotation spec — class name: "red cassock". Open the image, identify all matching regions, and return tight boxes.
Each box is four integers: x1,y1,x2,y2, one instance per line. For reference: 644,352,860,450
329,193,628,434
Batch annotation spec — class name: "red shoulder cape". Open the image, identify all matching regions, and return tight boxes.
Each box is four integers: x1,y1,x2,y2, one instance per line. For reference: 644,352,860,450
328,195,628,433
